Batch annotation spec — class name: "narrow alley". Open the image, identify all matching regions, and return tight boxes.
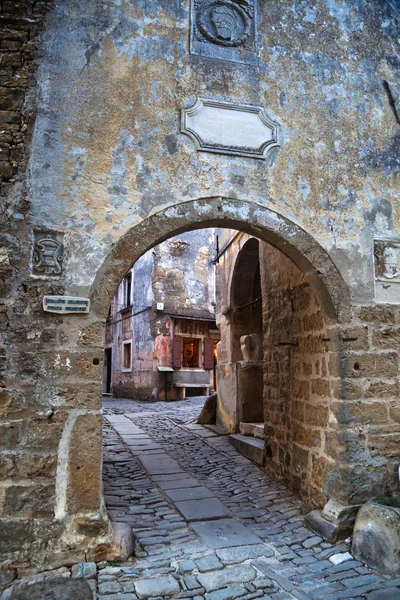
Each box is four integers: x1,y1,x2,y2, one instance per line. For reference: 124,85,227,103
100,397,400,600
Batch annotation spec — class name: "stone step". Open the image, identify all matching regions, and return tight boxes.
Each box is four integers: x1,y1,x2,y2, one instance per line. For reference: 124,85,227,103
239,422,264,439
228,434,264,465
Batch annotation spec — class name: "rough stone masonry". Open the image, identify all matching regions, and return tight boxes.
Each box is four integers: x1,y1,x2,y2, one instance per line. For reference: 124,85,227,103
0,0,399,570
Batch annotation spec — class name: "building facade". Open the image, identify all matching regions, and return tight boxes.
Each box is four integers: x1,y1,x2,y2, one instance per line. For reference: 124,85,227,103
104,229,219,401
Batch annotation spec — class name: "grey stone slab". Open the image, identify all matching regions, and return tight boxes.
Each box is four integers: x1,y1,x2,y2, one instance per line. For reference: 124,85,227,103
175,498,232,521
205,585,247,600
155,477,201,490
196,555,224,572
134,575,180,598
139,455,184,475
197,565,256,592
366,589,400,600
10,579,92,600
71,562,97,579
216,544,273,564
165,486,215,502
191,519,262,549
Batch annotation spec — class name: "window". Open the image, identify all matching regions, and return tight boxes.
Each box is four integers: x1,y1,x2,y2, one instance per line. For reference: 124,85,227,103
124,273,132,307
122,341,132,371
182,338,201,368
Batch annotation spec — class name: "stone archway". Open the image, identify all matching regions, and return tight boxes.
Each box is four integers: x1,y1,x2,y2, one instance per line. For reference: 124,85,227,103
91,197,351,323
88,197,354,533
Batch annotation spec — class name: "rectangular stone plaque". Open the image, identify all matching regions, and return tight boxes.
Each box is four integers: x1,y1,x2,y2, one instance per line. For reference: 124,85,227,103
43,296,90,314
181,98,278,159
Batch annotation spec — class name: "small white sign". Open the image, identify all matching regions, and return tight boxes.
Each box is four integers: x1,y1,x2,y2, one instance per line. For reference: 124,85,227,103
43,296,90,314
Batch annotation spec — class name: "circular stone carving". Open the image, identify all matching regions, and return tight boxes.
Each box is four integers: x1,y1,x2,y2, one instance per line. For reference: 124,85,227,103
197,1,251,47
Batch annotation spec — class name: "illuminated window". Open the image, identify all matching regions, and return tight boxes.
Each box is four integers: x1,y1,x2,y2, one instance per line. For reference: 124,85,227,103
123,341,132,371
182,338,200,368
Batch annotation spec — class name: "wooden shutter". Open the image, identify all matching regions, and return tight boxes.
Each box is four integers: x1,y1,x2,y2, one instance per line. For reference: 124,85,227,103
203,337,214,370
172,335,183,368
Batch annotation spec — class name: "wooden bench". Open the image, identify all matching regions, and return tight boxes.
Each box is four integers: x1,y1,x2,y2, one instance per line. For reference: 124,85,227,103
173,382,210,400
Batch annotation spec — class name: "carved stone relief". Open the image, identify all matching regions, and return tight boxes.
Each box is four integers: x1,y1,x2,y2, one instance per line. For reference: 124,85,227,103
32,231,64,278
191,0,258,65
374,239,400,303
240,333,262,361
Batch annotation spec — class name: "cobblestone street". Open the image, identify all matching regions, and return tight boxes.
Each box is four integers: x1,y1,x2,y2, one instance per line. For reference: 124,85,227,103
100,397,400,600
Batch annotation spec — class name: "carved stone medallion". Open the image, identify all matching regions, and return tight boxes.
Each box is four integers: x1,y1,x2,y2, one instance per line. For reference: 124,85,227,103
191,0,257,65
196,1,252,47
32,231,64,278
374,239,400,303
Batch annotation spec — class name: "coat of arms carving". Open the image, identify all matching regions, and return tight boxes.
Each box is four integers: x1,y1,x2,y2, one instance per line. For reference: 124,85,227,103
191,0,257,65
32,232,64,277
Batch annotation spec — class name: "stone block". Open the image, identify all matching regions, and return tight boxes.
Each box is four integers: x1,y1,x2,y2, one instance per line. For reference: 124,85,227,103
71,562,97,579
372,327,400,349
365,381,399,398
197,565,256,592
0,518,31,553
38,383,102,410
330,400,388,424
312,455,330,487
174,497,231,521
324,465,387,505
0,422,21,449
9,579,93,599
0,89,24,111
293,423,321,448
305,404,329,427
215,544,273,563
196,555,223,572
359,306,396,324
237,361,263,423
2,483,55,517
352,500,400,574
26,420,64,452
310,379,331,398
293,380,310,400
191,519,261,549
66,413,103,514
390,405,400,422
164,486,214,502
304,510,349,543
197,393,217,425
16,454,57,478
228,434,264,464
134,575,180,598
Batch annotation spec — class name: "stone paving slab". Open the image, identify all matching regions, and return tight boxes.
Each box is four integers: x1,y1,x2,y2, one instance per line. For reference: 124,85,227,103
154,476,202,490
216,544,275,563
165,486,215,502
175,498,232,521
139,455,185,475
197,565,257,592
191,519,262,549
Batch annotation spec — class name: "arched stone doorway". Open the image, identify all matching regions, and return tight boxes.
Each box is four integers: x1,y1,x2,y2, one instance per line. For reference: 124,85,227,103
87,197,353,530
4,196,392,569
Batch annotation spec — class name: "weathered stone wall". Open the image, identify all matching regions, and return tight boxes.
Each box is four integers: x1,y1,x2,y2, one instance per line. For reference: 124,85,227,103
261,243,335,508
0,0,399,568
